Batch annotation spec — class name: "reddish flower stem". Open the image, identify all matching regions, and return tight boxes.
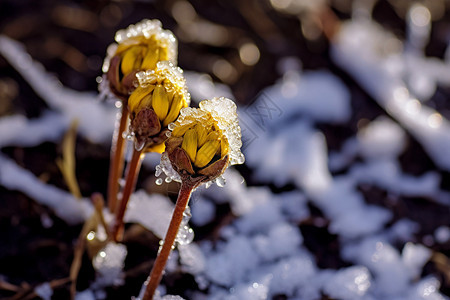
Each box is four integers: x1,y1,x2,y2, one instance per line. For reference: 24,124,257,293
107,104,129,213
142,181,194,300
112,147,143,242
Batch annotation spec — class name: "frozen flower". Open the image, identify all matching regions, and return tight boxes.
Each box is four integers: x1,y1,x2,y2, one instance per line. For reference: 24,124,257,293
160,97,245,186
128,61,190,153
102,19,177,99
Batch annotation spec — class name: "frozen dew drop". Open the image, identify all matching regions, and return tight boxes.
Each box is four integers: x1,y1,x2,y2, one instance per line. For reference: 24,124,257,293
182,207,191,223
124,132,135,140
176,225,194,245
168,122,176,130
115,100,122,109
216,176,226,187
135,140,145,151
156,178,163,185
165,177,172,183
175,207,194,245
87,231,96,241
118,178,126,188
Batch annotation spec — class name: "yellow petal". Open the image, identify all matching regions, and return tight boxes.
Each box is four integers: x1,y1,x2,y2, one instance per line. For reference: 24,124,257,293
163,94,183,127
145,142,165,154
205,131,220,142
136,93,153,112
141,47,159,70
116,37,140,54
181,129,198,162
194,140,220,168
172,123,193,137
121,46,141,75
128,85,154,113
159,46,169,60
221,138,229,157
152,84,169,121
195,124,208,147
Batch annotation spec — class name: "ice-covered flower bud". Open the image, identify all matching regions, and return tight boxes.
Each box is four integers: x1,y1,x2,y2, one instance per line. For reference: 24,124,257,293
102,19,177,99
128,61,190,153
159,97,245,186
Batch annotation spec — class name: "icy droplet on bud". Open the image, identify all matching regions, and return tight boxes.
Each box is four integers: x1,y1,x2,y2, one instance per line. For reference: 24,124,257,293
215,176,226,187
100,19,178,100
128,62,190,153
158,97,244,187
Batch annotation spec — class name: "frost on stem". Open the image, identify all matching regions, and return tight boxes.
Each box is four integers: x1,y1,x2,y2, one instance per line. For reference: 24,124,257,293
156,97,245,187
127,61,190,153
100,19,178,100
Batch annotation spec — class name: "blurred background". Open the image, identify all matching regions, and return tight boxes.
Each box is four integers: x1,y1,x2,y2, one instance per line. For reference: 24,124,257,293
0,0,444,107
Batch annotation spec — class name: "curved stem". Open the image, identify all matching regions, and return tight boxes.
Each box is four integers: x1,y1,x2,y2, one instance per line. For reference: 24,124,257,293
111,147,143,242
107,104,129,213
142,181,194,300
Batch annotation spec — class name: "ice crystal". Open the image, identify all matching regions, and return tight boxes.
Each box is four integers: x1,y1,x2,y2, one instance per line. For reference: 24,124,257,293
102,19,177,74
135,61,190,107
199,97,245,166
156,97,244,186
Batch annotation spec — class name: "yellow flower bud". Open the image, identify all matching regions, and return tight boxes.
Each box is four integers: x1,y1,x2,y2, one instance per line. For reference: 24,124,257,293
181,129,198,162
141,47,160,70
128,61,190,153
120,45,144,76
102,19,178,99
128,85,154,113
195,123,208,146
152,84,169,121
159,97,245,186
163,94,183,127
194,140,221,168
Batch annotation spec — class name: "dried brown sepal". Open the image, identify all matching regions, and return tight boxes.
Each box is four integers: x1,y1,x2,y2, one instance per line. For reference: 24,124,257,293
107,55,140,100
168,147,195,175
130,107,161,148
165,136,183,153
198,154,229,180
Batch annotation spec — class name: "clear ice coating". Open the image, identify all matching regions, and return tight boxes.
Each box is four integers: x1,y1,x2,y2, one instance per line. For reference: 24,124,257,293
99,19,178,99
135,61,190,107
175,207,194,245
199,97,245,166
155,97,244,185
156,152,182,183
114,20,177,64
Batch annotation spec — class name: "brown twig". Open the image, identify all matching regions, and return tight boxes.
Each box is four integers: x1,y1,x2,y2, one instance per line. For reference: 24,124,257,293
92,193,110,237
0,279,20,292
69,194,109,300
9,277,70,300
111,148,143,242
107,104,129,213
142,180,194,300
